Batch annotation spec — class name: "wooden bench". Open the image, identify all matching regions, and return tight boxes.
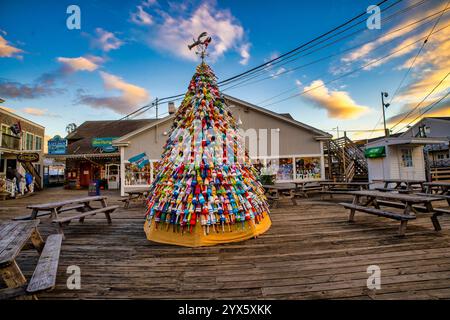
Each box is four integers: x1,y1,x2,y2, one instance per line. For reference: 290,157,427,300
27,234,63,294
340,202,416,236
53,205,119,235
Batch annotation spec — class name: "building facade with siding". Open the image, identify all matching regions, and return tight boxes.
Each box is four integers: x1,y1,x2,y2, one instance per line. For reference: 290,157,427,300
113,95,331,196
0,107,45,187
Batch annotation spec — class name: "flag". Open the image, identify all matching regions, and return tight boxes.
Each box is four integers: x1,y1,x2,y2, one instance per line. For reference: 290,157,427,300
10,121,21,135
128,152,150,169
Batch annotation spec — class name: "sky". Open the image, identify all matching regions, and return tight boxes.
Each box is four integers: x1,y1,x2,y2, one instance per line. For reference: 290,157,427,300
0,0,449,141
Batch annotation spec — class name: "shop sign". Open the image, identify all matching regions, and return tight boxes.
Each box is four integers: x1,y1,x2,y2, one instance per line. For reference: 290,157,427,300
48,135,67,155
364,146,386,158
92,137,119,153
17,153,40,163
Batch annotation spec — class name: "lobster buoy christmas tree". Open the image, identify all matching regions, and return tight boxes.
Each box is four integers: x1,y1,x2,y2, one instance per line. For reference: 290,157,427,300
144,33,271,247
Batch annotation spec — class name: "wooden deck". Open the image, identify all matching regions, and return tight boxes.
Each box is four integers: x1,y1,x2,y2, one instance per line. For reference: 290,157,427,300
1,187,450,299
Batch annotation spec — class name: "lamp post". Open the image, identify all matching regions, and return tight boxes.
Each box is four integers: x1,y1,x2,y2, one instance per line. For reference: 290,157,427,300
381,92,390,137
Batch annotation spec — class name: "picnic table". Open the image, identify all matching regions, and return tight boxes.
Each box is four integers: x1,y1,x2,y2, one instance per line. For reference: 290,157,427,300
420,182,450,206
262,183,297,208
375,179,425,192
320,181,371,198
293,180,326,198
15,196,119,235
422,182,450,194
119,190,148,208
340,190,445,236
0,220,63,300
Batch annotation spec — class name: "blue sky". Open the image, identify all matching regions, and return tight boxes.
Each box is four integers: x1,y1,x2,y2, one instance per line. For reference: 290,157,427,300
0,0,449,140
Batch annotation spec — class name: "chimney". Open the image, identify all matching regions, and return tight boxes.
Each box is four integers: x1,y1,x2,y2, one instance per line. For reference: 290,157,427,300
168,101,176,114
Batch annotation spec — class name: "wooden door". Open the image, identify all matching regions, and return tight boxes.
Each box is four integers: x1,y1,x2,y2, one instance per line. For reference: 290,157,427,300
80,163,91,187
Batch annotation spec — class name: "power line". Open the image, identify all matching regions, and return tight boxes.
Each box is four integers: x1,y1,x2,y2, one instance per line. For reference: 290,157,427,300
223,4,445,98
261,24,450,109
394,90,450,133
390,71,450,131
222,0,425,92
388,0,450,104
391,72,450,133
100,0,399,126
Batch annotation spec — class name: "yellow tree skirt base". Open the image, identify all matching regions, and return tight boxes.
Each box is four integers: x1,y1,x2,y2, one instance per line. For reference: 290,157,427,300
144,214,272,247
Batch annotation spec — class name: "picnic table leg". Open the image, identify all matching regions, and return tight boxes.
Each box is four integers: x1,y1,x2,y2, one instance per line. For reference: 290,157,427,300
78,202,92,223
30,228,45,253
397,203,414,236
30,208,39,220
425,201,442,231
0,261,33,300
104,209,113,224
348,195,359,222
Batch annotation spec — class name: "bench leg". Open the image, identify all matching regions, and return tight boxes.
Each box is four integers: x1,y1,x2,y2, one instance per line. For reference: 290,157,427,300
105,211,112,224
57,222,69,239
291,198,297,206
398,220,408,236
431,214,442,231
348,209,356,222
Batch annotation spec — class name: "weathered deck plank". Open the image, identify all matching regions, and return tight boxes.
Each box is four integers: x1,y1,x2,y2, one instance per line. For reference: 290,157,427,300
0,187,449,299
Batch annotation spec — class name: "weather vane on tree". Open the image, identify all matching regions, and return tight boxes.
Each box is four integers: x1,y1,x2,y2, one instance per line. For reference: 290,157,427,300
188,32,212,62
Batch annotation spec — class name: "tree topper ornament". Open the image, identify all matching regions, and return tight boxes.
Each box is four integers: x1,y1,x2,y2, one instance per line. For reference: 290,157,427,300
188,32,212,62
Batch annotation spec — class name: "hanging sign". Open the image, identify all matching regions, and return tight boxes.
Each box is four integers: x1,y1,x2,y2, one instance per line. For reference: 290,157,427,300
48,135,67,155
17,153,40,163
364,146,386,158
128,152,150,168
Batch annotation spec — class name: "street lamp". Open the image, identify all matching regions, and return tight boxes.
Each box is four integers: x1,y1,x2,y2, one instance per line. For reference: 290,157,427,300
381,92,390,137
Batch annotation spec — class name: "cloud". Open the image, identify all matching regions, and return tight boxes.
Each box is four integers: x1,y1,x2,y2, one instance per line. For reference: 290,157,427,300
57,56,103,72
76,71,150,114
0,35,23,58
91,28,124,52
239,43,251,65
270,67,286,79
0,78,64,99
302,80,369,119
134,1,249,64
22,107,61,118
130,5,154,26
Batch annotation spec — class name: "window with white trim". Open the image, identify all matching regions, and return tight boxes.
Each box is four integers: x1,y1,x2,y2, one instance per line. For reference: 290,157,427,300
400,148,413,167
35,136,42,151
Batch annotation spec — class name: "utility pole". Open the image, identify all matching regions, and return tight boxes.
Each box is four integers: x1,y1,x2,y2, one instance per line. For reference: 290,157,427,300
333,126,340,139
155,97,159,119
381,92,390,137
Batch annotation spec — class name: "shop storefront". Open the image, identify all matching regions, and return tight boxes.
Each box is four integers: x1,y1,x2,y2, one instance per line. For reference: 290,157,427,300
51,119,154,190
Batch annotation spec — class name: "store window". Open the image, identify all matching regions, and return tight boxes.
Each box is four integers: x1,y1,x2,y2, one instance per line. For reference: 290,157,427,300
276,158,294,181
35,136,42,151
295,157,322,180
401,148,413,167
124,162,151,186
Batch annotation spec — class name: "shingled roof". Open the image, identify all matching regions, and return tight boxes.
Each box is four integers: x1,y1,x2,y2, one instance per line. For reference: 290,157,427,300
66,119,156,155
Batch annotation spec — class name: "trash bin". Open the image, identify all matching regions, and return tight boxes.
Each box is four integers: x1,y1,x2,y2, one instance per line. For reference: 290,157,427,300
88,180,101,196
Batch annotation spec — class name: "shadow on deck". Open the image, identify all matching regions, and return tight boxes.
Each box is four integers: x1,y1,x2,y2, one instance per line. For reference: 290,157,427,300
1,187,450,299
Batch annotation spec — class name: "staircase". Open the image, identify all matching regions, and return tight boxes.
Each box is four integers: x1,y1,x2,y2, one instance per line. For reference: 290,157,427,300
21,162,42,191
325,136,368,181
